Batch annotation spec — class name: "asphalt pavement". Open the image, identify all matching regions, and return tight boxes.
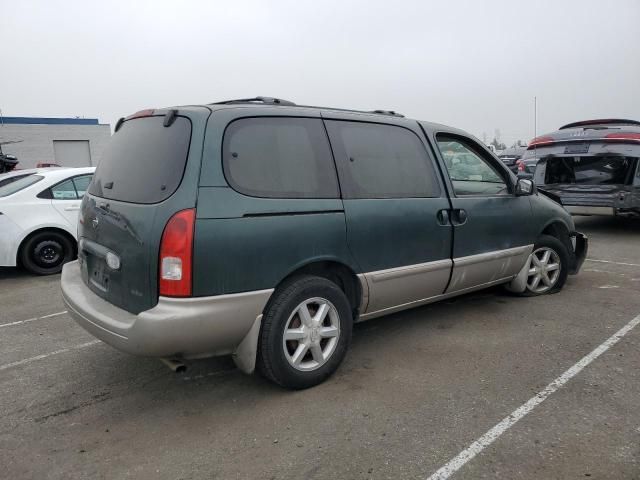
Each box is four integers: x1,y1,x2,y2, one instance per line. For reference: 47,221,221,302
1,216,638,480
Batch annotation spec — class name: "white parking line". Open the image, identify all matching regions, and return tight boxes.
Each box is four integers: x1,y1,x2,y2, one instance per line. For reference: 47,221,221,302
426,313,640,480
586,258,640,268
0,340,100,372
0,310,68,329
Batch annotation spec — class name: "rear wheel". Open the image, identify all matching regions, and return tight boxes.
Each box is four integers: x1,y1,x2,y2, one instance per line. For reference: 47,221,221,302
520,234,569,296
257,275,353,389
20,231,75,275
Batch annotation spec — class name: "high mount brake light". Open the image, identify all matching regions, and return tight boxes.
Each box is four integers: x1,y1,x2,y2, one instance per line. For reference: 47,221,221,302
159,209,195,297
125,109,155,120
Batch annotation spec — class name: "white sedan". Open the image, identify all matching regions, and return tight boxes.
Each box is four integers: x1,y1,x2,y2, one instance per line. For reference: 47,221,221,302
0,167,95,274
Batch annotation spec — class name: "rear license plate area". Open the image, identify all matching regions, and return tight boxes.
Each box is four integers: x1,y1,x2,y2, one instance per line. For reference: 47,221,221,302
88,256,110,293
564,143,590,154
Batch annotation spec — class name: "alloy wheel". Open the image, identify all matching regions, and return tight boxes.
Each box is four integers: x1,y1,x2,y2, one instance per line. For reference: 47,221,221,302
282,297,340,372
526,247,561,294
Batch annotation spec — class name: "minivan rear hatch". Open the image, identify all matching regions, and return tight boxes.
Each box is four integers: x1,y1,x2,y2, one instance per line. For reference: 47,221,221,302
79,107,210,314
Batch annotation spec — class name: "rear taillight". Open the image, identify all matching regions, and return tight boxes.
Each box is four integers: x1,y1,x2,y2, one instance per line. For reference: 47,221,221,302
517,159,525,172
604,132,640,142
528,136,555,148
159,209,195,297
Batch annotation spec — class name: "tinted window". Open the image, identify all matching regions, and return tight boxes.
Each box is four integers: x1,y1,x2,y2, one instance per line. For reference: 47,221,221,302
88,116,191,204
51,179,78,199
0,174,43,197
325,121,440,198
437,136,509,196
223,117,339,198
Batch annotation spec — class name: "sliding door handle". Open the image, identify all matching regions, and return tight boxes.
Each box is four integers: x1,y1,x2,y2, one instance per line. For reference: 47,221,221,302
453,209,468,225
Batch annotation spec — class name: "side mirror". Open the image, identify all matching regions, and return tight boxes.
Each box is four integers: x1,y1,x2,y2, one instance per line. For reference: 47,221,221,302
515,178,535,196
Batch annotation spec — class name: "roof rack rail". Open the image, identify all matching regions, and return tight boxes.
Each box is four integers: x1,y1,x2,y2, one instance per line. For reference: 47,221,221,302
210,96,296,106
559,118,640,130
369,110,404,118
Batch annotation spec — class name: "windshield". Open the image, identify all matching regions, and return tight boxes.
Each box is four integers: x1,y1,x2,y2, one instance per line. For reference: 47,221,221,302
88,115,192,204
0,174,44,197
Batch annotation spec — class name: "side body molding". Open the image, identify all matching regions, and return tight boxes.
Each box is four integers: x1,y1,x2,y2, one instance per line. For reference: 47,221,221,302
447,245,534,293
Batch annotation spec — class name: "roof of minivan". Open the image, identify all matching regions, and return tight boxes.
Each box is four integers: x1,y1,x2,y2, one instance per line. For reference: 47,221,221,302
201,98,463,134
153,99,482,146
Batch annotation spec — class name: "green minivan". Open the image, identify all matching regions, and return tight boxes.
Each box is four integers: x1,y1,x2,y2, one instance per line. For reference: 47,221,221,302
61,97,587,389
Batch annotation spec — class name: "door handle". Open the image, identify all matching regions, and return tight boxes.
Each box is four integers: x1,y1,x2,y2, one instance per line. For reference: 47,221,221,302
436,209,450,226
452,209,468,226
64,205,80,211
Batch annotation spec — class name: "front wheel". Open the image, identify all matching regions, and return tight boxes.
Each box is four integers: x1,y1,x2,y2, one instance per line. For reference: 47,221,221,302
520,234,569,296
257,275,353,389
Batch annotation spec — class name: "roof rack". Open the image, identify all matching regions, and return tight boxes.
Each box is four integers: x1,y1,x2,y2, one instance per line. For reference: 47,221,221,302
211,96,296,106
369,110,404,118
559,118,640,130
208,97,405,118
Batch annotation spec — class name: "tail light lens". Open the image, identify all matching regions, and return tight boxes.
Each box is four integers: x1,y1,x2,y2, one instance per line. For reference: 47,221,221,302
159,209,195,297
528,136,555,148
517,159,525,172
604,133,640,142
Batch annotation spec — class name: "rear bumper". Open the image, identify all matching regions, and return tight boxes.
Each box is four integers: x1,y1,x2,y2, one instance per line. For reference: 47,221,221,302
569,232,588,275
61,261,273,360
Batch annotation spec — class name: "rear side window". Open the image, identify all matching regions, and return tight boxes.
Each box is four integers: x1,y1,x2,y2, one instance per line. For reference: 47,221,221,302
88,116,191,204
223,117,339,198
324,121,440,199
45,174,94,200
51,179,78,199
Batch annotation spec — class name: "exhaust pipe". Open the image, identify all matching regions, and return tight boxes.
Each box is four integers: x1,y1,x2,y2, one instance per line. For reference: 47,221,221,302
160,357,187,373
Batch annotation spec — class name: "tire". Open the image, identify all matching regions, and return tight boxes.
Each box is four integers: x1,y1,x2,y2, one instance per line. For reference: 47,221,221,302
518,234,569,296
257,275,353,389
20,230,75,275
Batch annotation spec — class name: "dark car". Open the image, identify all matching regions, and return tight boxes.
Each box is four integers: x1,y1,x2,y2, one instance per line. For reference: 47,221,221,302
498,146,527,173
61,97,587,389
522,119,640,217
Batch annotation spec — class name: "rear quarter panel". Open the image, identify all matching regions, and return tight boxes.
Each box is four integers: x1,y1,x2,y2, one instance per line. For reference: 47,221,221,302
193,107,358,296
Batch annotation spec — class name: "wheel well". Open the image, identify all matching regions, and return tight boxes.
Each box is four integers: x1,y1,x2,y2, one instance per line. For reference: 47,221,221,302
17,228,77,265
541,221,572,252
277,261,362,318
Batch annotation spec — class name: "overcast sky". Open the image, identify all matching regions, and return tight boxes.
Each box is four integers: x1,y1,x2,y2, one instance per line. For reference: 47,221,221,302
1,0,639,145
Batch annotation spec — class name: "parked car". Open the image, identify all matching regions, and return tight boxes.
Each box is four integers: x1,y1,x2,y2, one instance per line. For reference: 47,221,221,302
0,167,95,274
517,157,538,179
61,97,587,389
498,147,527,173
521,119,640,217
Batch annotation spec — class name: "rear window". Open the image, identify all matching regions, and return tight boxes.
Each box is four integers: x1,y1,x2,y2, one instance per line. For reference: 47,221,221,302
88,116,191,204
0,174,43,197
0,173,30,188
222,117,339,198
